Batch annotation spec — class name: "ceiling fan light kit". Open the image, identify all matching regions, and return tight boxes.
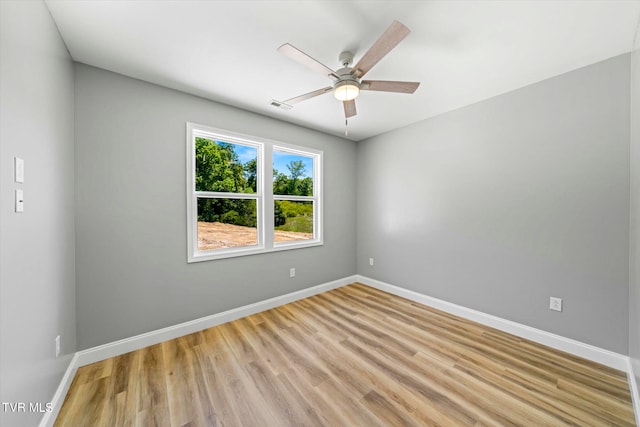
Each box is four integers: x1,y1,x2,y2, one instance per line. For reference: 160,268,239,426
274,20,420,124
333,80,360,101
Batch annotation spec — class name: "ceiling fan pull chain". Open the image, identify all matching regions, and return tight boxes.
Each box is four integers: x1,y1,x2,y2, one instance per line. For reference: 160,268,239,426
345,119,349,137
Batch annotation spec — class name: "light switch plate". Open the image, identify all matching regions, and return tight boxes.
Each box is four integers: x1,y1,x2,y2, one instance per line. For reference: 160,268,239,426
14,157,24,183
15,189,24,212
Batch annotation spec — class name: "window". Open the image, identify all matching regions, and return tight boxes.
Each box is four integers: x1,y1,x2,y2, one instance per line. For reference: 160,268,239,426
187,123,322,262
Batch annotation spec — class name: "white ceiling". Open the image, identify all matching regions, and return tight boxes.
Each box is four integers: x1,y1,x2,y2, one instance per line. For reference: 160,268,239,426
45,0,640,141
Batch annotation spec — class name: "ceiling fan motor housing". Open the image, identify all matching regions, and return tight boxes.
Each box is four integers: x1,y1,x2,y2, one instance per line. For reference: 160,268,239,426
335,51,360,91
335,67,360,83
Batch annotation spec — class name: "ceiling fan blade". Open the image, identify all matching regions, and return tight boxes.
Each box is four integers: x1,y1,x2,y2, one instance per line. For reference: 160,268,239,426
361,80,420,94
344,99,357,118
284,87,333,105
278,43,338,79
352,20,410,78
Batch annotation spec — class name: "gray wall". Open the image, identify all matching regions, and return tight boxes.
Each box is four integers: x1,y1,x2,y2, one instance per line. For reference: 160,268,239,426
74,64,357,350
357,54,630,354
0,1,76,426
629,21,640,396
1,4,635,423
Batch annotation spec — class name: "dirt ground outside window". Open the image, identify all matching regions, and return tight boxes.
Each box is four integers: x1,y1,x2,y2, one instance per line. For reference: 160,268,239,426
197,221,312,251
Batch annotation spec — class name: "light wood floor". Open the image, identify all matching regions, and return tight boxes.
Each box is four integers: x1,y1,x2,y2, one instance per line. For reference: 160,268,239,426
55,283,636,426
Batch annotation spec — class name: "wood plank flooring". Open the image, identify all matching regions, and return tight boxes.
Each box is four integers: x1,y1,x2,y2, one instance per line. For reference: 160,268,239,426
55,283,636,426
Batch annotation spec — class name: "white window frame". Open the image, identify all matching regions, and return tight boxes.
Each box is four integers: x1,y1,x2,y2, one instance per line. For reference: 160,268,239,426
273,145,321,249
187,122,323,262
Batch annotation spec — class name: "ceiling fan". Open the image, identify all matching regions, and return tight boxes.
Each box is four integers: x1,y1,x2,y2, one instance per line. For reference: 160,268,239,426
272,20,420,122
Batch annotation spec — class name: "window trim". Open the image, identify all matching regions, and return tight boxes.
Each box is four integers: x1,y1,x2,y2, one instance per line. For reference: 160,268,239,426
186,122,323,262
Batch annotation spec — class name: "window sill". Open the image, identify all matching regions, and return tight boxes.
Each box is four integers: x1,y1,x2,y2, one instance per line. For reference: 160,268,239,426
188,239,323,263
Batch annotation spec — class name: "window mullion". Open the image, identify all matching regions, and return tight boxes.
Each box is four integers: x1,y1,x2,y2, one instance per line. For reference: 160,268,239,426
263,146,274,249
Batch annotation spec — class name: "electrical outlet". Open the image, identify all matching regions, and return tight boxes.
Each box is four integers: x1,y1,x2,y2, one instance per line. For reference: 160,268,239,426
55,335,61,358
549,297,562,312
289,268,295,278
369,258,374,266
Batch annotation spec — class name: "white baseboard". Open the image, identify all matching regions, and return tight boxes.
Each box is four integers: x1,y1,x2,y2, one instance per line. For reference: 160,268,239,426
39,353,79,427
356,275,629,371
75,275,357,367
44,274,637,425
42,276,355,425
628,358,640,426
